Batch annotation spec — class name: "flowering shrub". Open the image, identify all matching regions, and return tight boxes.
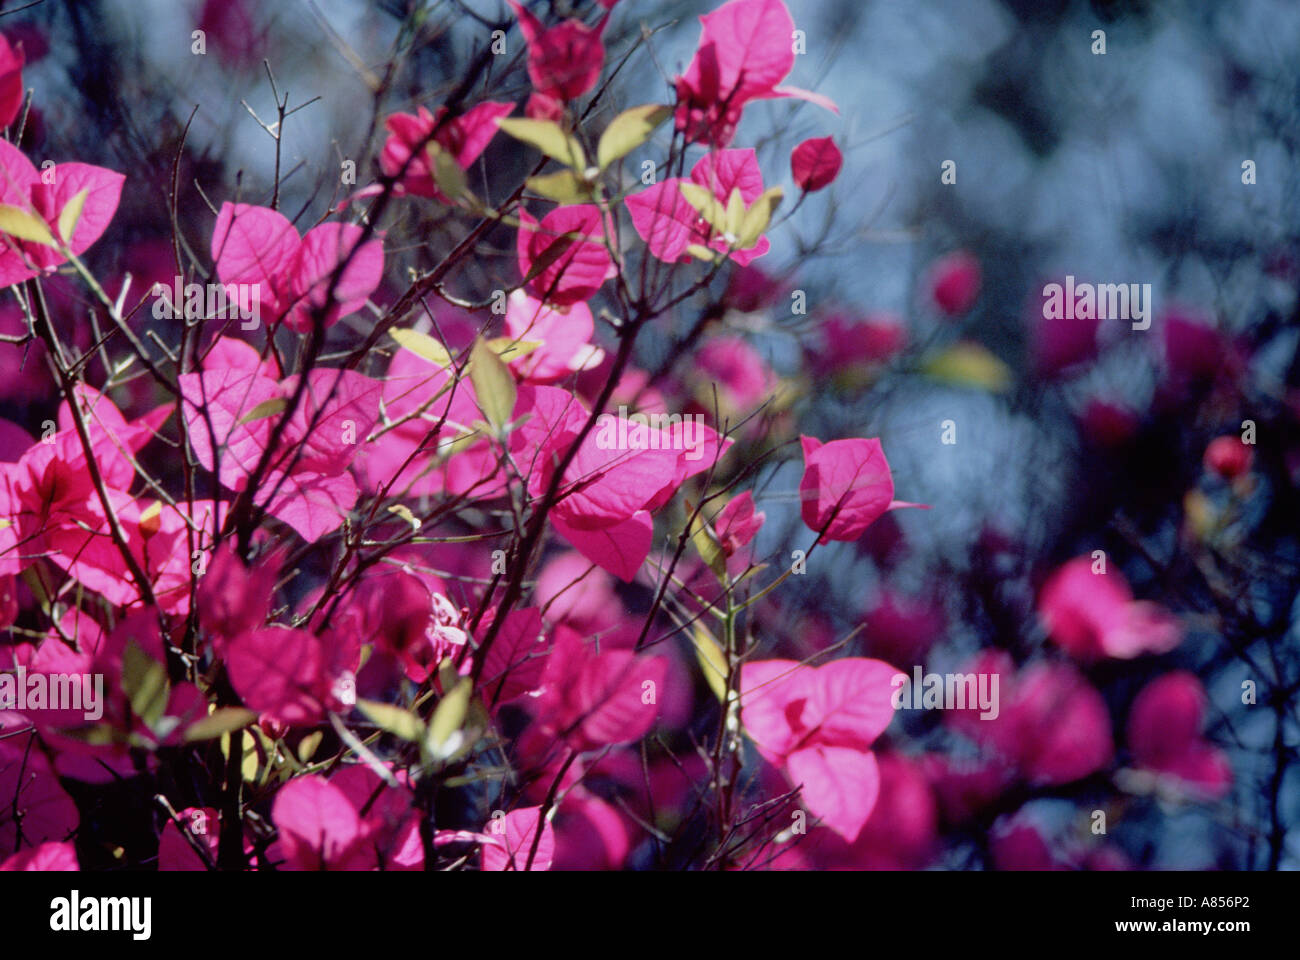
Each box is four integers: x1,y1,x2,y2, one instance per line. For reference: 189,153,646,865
0,0,1293,875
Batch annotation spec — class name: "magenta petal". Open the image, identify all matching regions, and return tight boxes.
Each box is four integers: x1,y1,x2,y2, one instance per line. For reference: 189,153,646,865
481,806,555,871
551,509,652,583
785,744,880,842
271,775,364,870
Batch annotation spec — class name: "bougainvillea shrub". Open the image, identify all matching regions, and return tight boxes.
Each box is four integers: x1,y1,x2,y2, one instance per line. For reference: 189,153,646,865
0,0,1296,875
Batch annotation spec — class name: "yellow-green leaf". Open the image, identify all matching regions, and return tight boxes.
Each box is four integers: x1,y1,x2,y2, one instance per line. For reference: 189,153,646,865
183,707,257,742
390,327,453,369
238,397,288,424
679,182,725,234
358,699,426,742
386,503,422,531
691,622,728,703
51,723,120,746
724,188,746,238
496,117,586,170
469,337,516,434
297,730,324,763
427,678,472,760
688,508,727,582
737,186,783,249
923,341,1013,392
596,104,671,170
122,640,168,730
239,730,260,782
0,203,54,246
525,169,592,205
485,337,541,361
427,142,470,204
57,189,89,245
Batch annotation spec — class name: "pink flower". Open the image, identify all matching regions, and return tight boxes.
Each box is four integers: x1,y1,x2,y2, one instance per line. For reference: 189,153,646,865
740,657,902,841
509,386,732,580
481,806,555,871
625,148,773,265
0,841,78,872
798,435,921,543
809,311,907,375
226,625,358,726
694,335,777,410
0,386,165,603
179,337,383,542
1078,399,1138,447
1038,556,1182,660
531,627,666,752
379,101,514,201
197,0,264,69
1,735,79,852
478,607,548,708
517,204,613,307
509,1,609,103
210,202,384,333
861,591,944,667
1127,672,1232,800
0,32,25,128
0,141,124,289
1203,435,1252,479
1030,277,1100,377
926,251,982,316
197,542,278,644
271,775,365,870
1159,306,1238,383
503,290,605,383
948,652,1113,787
714,490,765,558
989,812,1066,871
673,0,837,147
790,136,843,192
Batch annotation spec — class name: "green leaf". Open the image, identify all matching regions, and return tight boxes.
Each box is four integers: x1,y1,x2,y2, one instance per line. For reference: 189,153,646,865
923,341,1013,393
0,203,54,246
297,730,324,763
57,189,89,245
239,730,260,782
687,506,727,582
736,186,783,249
386,503,422,531
121,640,169,731
182,707,257,742
51,723,121,746
724,188,746,238
597,104,671,170
358,699,426,742
678,182,725,234
426,142,470,204
389,327,453,368
485,337,541,361
691,622,729,703
427,678,472,760
469,337,516,434
238,397,288,424
496,117,586,170
525,169,592,205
